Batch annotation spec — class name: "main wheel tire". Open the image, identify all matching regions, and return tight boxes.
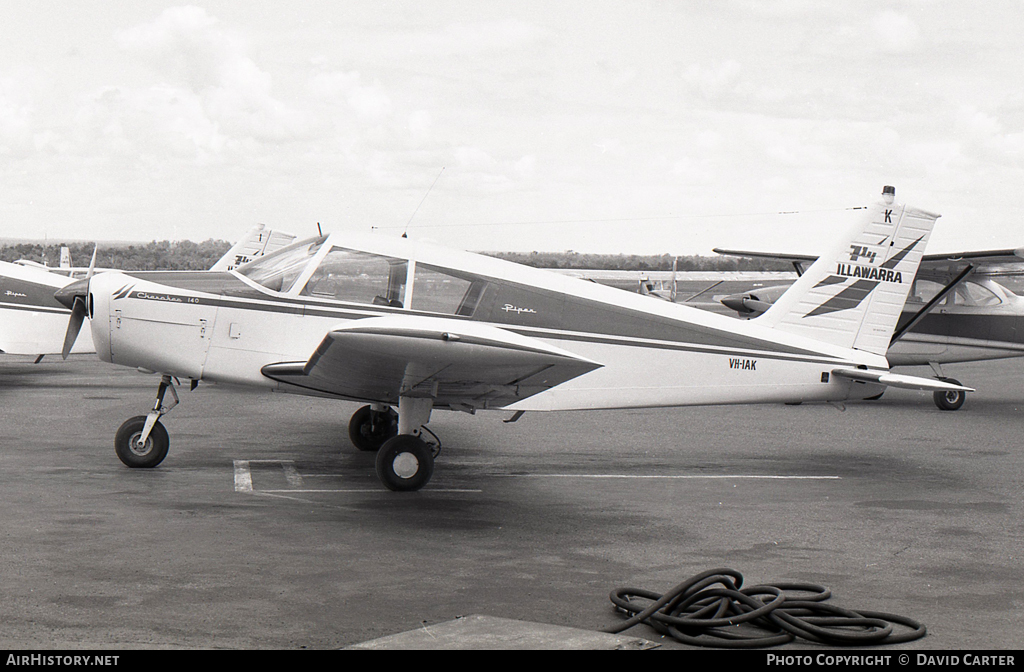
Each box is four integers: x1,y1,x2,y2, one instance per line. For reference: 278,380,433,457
348,405,398,451
375,435,434,492
114,415,170,468
934,379,966,411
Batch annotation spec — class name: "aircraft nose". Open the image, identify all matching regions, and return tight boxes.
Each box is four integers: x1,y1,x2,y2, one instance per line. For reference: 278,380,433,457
54,279,89,310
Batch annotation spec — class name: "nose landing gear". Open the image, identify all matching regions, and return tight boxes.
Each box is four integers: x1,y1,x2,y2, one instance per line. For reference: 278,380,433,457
114,375,178,468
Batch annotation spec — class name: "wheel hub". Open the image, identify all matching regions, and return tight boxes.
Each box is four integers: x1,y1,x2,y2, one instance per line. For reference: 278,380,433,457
391,452,420,479
129,433,153,456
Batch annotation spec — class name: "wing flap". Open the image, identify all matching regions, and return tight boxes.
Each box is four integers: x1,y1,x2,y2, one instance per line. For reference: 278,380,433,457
261,315,603,409
831,368,974,392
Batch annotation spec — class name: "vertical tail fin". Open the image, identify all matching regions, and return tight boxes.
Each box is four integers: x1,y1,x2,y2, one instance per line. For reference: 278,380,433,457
756,187,939,356
209,224,298,271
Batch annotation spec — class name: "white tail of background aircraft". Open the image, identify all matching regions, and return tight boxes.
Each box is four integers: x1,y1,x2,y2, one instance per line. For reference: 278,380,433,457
209,224,297,271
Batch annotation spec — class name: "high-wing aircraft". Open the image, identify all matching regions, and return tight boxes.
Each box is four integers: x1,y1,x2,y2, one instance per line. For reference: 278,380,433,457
0,225,295,359
53,187,970,492
713,246,1024,411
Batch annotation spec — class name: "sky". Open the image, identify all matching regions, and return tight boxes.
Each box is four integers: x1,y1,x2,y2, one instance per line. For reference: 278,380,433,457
1,1,1022,255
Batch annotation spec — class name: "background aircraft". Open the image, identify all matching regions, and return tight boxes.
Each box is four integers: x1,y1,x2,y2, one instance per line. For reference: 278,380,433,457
0,225,295,358
53,187,969,492
712,247,1024,410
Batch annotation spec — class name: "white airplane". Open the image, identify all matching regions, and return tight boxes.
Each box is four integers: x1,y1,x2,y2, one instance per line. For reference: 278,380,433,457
0,224,295,359
714,246,1024,410
53,187,970,492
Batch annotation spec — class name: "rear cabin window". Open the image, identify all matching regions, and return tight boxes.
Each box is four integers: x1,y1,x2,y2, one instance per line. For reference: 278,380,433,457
411,264,487,316
300,247,408,307
955,282,1001,306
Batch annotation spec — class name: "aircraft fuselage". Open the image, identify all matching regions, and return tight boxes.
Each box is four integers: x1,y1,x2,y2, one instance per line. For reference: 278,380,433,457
83,234,888,413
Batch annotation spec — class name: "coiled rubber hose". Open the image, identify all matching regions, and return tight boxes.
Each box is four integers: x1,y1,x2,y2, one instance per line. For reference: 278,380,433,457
601,568,926,648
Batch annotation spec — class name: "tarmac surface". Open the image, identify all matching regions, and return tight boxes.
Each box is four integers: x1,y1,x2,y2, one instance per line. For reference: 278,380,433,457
0,354,1022,650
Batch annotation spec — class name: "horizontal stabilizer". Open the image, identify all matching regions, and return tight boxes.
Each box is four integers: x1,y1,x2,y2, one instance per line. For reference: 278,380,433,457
831,368,974,393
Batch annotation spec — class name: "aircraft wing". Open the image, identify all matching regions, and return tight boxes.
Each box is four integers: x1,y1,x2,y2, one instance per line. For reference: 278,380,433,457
831,368,974,393
261,315,604,410
713,248,817,264
714,247,1024,276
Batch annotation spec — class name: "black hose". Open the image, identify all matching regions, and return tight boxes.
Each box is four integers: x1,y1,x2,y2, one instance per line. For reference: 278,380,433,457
601,568,926,648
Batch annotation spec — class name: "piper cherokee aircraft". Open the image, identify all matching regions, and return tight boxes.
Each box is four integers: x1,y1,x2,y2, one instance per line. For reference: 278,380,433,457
53,187,971,492
0,225,295,359
713,246,1024,411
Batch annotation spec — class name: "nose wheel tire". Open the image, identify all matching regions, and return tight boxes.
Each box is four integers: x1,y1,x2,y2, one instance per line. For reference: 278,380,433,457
933,379,966,411
114,415,170,468
348,405,398,452
375,435,433,491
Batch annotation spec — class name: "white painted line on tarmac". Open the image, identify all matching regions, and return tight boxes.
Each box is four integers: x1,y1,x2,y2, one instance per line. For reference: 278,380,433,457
234,460,481,494
234,459,303,493
260,488,484,494
282,462,304,488
507,474,840,480
234,460,253,492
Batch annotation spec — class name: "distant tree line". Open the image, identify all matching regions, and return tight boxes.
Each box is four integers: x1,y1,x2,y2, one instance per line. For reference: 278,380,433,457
0,240,233,271
1,240,790,272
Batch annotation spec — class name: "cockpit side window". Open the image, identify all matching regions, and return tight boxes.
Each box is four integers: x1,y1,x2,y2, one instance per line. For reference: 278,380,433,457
300,247,407,307
236,238,324,293
909,278,947,305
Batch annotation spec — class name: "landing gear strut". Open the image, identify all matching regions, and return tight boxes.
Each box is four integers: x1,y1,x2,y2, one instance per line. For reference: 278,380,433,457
114,375,177,468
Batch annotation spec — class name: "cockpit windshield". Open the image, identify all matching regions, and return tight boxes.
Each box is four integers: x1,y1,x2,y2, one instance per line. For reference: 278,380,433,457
236,236,325,293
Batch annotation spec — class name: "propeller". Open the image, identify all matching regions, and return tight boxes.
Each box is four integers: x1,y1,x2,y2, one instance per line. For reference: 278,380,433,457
54,245,97,359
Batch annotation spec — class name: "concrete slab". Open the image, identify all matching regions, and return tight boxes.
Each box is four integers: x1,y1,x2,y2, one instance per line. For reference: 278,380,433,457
345,614,658,650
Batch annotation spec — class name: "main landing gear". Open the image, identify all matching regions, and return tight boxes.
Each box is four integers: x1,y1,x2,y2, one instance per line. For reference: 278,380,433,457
348,397,438,492
114,375,177,468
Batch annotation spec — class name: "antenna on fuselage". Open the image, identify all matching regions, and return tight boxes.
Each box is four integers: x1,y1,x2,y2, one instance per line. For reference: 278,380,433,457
402,167,445,239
